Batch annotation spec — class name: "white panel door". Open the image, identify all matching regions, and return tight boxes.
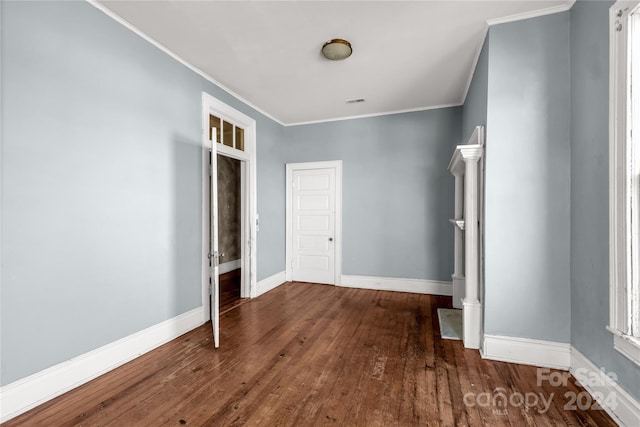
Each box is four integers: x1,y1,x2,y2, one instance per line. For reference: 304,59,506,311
292,168,336,284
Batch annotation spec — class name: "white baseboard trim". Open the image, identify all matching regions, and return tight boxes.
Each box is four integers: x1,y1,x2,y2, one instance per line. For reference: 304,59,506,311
256,271,286,297
481,334,571,370
340,275,452,296
0,306,204,423
570,347,640,427
218,259,241,275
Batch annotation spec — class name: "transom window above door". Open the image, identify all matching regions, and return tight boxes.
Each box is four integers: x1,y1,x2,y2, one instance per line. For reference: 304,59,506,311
209,114,245,152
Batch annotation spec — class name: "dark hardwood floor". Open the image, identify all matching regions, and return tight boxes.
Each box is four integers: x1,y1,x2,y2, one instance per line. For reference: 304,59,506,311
3,283,616,426
220,268,244,314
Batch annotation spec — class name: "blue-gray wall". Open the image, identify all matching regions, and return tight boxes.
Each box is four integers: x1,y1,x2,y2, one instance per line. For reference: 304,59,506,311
462,38,489,143
570,0,640,400
284,109,462,281
0,0,460,387
6,0,638,406
483,12,571,342
0,0,285,385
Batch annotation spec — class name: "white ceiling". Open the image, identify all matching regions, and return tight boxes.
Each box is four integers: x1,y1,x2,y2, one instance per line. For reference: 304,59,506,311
96,0,572,125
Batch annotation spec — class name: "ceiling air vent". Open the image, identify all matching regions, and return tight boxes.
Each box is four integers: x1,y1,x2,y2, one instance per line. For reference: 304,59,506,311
345,98,365,104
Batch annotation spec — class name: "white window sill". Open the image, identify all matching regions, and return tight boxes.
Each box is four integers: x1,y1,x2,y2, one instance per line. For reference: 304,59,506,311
608,327,640,367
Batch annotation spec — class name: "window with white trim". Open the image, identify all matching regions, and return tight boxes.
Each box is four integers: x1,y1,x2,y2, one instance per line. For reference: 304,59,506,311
610,0,640,366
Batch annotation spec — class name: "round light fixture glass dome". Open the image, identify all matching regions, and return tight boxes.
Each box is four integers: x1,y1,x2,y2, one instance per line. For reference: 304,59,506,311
321,39,352,61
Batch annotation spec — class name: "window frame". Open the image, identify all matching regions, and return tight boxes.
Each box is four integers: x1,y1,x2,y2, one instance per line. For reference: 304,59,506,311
609,0,640,367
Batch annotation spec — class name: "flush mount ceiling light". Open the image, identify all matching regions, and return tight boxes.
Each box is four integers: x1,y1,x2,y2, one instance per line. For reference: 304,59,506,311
321,39,352,61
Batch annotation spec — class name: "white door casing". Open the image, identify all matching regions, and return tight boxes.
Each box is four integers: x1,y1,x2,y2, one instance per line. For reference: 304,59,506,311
286,161,342,285
201,92,257,348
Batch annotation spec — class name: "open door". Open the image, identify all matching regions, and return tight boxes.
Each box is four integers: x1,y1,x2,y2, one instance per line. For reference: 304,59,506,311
202,92,257,339
209,137,220,348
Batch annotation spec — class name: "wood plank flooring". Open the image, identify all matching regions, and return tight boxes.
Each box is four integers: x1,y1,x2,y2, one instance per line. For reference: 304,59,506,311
3,282,616,426
219,269,244,314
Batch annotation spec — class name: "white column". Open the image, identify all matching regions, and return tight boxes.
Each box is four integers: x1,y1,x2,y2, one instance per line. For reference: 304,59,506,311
461,148,482,349
451,173,465,309
463,157,479,301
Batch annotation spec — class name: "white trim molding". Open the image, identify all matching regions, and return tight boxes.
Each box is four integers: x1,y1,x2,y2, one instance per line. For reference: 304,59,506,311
459,1,576,106
571,347,640,427
453,333,640,424
256,271,286,297
218,259,242,275
340,275,452,296
485,0,576,27
611,329,640,367
286,103,460,127
482,335,571,370
449,126,485,350
0,307,204,423
285,161,343,286
90,0,575,128
201,92,258,321
609,0,640,367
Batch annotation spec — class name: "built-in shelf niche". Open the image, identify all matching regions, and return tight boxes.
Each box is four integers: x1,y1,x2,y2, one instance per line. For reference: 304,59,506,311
447,126,484,350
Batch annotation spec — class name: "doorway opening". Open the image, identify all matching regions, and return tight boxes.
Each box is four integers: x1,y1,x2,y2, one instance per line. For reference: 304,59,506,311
201,92,257,348
217,153,245,313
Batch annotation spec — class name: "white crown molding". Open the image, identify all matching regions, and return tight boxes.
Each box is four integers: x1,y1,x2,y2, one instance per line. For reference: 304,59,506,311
284,103,461,127
0,306,204,423
485,0,576,27
459,0,576,106
571,347,640,427
89,0,576,127
340,275,452,296
85,0,286,126
482,334,571,370
256,271,286,297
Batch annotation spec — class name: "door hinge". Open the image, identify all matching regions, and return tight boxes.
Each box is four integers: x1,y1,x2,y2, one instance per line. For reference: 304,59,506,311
208,283,212,295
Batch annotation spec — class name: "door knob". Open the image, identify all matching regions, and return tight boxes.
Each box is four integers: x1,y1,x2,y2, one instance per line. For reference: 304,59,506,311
329,237,333,242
